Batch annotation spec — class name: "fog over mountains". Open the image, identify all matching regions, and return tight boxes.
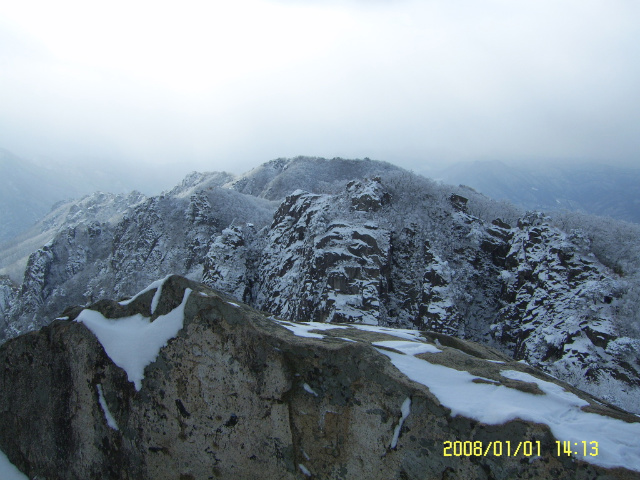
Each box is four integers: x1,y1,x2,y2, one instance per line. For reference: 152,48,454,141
0,148,186,243
437,159,640,224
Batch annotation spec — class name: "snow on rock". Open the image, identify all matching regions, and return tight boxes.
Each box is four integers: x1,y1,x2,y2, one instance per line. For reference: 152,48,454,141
118,274,173,314
273,319,349,339
2,274,640,479
247,187,393,325
298,463,312,477
96,384,119,430
0,276,17,321
77,286,192,390
390,397,411,449
348,324,426,342
303,383,318,396
373,340,441,355
4,157,640,414
376,344,640,472
202,224,257,303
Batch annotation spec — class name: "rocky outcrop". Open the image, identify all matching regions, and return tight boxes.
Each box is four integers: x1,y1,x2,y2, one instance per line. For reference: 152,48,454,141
0,275,17,321
489,213,640,411
251,188,393,325
1,275,639,479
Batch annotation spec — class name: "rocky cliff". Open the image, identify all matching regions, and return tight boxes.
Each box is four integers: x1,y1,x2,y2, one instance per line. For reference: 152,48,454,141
1,275,639,479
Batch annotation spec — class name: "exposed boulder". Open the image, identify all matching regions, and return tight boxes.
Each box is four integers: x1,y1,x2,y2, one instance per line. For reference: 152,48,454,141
1,275,640,479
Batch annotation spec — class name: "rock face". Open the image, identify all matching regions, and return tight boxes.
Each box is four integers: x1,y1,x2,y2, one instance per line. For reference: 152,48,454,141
1,275,640,479
0,275,17,319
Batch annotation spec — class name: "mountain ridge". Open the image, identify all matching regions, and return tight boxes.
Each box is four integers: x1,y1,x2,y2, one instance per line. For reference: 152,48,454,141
2,156,639,416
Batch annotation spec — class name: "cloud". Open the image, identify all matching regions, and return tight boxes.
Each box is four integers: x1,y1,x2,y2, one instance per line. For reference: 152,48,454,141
0,0,638,173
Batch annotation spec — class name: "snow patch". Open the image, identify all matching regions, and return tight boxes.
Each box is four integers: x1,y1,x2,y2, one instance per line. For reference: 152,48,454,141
303,383,318,396
97,384,119,430
349,324,426,342
273,319,348,339
77,287,192,390
390,397,411,449
118,274,173,315
298,463,311,476
373,340,441,355
377,348,640,471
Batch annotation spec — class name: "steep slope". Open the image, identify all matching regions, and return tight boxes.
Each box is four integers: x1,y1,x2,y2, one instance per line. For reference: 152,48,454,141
1,275,639,479
0,276,17,320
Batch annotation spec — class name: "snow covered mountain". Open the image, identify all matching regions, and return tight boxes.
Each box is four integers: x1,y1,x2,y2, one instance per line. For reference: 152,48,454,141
2,156,640,416
0,147,192,244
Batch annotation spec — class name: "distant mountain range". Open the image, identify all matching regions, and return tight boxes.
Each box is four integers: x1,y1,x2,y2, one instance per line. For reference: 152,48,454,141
436,159,640,224
0,148,184,243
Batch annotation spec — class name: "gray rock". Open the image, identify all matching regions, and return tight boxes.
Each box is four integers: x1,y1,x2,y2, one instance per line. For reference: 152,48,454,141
2,275,639,479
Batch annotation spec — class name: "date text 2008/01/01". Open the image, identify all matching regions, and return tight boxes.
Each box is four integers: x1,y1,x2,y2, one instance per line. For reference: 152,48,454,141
443,440,598,458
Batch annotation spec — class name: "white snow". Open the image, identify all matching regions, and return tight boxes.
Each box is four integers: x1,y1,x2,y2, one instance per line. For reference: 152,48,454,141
348,324,426,342
0,450,27,480
274,319,348,339
97,384,119,430
227,301,240,308
298,463,311,476
373,340,441,355
118,274,173,315
272,320,428,343
376,348,640,471
77,287,192,390
390,397,412,449
303,383,318,396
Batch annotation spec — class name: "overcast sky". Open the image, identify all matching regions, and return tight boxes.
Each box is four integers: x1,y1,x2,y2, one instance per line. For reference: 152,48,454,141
1,0,639,176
